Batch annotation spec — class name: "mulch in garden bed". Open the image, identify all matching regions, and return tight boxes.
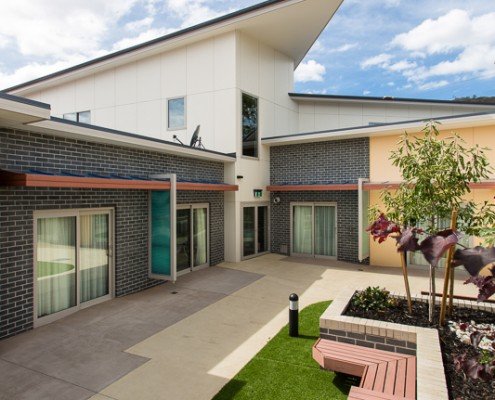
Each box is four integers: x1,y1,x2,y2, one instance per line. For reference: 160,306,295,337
345,297,495,400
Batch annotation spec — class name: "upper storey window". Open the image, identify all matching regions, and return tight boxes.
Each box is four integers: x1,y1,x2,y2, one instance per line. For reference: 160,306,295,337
168,97,186,130
63,111,91,124
242,93,258,158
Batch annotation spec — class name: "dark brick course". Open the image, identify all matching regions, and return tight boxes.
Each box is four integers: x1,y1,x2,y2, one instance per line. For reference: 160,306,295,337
0,128,225,339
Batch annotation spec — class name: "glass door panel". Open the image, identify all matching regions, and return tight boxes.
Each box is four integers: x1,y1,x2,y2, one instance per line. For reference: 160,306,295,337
176,209,191,272
314,206,336,257
80,213,110,303
257,206,268,253
193,208,208,267
293,206,313,255
243,207,256,257
36,216,77,317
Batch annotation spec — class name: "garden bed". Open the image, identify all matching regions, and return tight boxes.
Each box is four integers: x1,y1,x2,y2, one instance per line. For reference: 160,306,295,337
345,294,495,400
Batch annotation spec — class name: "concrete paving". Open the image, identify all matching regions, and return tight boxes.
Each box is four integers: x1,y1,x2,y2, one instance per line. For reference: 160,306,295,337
0,266,261,400
0,255,479,400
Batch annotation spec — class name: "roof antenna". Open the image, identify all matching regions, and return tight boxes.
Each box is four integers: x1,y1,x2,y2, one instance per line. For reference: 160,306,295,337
189,125,205,149
173,134,184,145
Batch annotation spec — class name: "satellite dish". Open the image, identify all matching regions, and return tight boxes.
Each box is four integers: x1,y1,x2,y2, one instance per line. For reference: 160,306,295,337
190,125,200,147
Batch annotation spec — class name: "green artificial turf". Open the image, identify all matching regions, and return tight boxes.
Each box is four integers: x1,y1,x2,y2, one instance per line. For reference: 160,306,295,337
213,301,356,400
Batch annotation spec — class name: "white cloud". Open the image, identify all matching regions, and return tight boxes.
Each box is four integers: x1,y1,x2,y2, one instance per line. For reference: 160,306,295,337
125,17,154,32
387,60,417,72
0,56,89,89
167,0,222,28
387,81,395,86
361,53,393,69
331,43,358,53
418,80,449,91
363,90,371,95
111,28,175,52
0,0,138,58
392,9,495,55
294,60,326,83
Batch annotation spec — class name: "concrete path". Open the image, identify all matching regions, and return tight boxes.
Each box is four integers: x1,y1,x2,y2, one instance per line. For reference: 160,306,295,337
0,255,478,400
0,267,261,400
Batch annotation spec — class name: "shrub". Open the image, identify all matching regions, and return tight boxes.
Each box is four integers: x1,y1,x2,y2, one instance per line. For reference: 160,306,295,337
352,286,396,312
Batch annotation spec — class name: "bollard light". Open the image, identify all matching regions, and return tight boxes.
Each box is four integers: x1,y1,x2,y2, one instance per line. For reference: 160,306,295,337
289,293,299,337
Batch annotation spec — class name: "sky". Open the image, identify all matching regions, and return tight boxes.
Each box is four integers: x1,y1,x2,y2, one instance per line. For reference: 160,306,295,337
1,0,495,100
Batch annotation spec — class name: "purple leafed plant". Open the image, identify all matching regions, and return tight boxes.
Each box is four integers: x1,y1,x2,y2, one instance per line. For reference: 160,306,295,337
367,213,400,243
454,352,495,381
418,229,459,268
464,273,495,302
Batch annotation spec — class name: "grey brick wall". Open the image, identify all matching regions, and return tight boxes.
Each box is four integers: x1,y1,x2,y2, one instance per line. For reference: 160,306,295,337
0,128,225,339
270,138,369,185
269,138,369,263
0,128,224,181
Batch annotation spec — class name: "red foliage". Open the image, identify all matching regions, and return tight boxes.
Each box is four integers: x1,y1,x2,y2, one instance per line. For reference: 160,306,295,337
367,214,400,243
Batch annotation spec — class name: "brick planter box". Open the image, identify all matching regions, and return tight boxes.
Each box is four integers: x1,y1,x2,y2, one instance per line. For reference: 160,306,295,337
320,287,483,400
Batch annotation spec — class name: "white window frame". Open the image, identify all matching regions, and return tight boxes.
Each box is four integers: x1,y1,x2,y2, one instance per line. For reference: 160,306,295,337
241,202,270,260
33,208,115,327
167,96,187,131
63,110,91,123
176,203,210,276
290,202,338,259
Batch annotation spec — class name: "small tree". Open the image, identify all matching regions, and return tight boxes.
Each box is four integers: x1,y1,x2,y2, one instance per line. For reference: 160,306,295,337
379,121,495,323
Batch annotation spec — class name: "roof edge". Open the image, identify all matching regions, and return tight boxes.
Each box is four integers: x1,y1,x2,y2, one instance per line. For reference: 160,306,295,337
262,111,495,142
0,91,51,109
40,117,236,160
3,0,287,93
289,92,495,107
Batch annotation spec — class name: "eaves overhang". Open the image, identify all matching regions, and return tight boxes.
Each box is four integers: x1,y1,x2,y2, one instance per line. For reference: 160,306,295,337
289,92,495,108
262,112,495,146
5,0,343,95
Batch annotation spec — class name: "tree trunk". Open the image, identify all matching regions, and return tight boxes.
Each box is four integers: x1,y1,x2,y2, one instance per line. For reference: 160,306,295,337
429,264,436,323
400,252,413,313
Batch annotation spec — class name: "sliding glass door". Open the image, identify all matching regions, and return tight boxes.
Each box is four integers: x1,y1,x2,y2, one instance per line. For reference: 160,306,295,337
35,209,113,325
176,204,209,275
292,203,337,258
242,204,269,259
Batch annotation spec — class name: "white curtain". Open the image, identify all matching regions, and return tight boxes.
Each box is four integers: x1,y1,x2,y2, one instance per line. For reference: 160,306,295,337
314,206,336,257
194,208,208,266
293,206,313,254
37,216,76,317
80,214,109,303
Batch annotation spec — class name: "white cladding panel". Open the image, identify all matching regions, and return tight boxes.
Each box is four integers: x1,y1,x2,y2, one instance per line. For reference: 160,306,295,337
33,32,238,154
298,101,493,132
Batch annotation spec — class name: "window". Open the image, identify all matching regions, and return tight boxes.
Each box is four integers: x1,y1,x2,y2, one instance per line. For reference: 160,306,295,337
242,93,258,157
34,209,113,326
168,97,186,129
291,203,337,258
63,110,91,124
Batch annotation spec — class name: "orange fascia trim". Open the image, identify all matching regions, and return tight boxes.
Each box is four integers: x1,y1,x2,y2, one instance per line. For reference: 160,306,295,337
363,181,495,190
267,184,358,192
177,182,238,191
0,170,238,191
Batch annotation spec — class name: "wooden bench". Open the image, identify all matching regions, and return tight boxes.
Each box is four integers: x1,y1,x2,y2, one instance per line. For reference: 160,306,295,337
313,339,416,400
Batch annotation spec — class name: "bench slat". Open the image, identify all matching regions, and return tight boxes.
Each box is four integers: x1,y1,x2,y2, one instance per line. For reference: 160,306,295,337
382,360,397,395
349,387,410,400
394,358,407,397
405,357,416,399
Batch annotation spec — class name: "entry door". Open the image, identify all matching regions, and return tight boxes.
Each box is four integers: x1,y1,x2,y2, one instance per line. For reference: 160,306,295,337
242,204,269,259
176,204,209,275
291,203,337,258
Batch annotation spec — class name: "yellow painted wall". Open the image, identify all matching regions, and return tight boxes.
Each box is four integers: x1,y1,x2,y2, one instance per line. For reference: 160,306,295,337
369,124,495,267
